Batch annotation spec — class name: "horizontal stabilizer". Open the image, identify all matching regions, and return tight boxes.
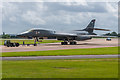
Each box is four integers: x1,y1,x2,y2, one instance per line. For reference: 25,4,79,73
74,28,110,31
93,28,110,31
81,35,117,38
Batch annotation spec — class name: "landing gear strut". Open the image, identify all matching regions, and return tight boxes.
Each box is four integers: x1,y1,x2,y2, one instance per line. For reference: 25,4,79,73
34,37,39,46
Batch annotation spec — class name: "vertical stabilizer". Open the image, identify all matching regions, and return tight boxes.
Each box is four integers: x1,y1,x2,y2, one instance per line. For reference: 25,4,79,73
74,19,110,35
84,19,96,34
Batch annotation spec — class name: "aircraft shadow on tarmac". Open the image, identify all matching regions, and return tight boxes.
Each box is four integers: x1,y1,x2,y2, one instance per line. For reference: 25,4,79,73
76,43,100,45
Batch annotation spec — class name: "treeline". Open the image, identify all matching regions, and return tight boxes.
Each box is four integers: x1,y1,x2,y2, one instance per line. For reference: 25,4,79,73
0,32,18,39
0,34,11,39
103,32,119,37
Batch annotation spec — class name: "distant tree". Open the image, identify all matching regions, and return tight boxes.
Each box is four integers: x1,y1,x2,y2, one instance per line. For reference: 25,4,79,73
110,32,118,36
3,32,5,35
118,33,120,37
104,33,111,36
104,31,118,36
10,35,17,38
0,35,2,38
2,34,10,39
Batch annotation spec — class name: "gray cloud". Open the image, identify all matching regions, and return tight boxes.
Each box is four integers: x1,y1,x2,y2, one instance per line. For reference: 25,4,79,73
2,2,118,34
43,2,108,13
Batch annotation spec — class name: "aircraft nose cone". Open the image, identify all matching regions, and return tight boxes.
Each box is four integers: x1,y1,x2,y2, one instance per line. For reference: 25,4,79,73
17,32,30,37
17,33,27,37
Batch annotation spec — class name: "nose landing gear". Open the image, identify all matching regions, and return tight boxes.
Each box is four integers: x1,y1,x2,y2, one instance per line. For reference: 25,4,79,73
34,37,43,46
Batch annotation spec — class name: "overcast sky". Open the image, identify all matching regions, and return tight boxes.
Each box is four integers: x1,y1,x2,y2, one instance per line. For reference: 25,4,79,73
2,1,118,34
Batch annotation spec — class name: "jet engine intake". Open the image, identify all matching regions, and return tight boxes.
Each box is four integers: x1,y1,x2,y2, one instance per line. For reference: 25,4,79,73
75,36,92,41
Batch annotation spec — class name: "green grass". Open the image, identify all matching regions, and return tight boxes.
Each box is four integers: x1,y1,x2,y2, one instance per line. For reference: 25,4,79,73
0,39,61,45
2,47,118,57
2,58,118,78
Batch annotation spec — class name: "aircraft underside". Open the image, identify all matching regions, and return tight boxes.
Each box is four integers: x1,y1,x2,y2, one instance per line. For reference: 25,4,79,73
33,36,92,45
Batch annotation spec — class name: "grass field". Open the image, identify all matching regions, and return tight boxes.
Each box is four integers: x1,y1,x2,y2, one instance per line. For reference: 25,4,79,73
0,39,61,45
2,58,118,78
2,47,118,57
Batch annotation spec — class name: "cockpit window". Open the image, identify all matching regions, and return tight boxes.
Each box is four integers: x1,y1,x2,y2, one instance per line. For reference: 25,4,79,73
30,30,34,32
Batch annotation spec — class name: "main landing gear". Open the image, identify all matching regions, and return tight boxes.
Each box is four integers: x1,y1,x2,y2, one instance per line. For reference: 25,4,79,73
61,42,68,45
61,41,77,45
70,41,77,45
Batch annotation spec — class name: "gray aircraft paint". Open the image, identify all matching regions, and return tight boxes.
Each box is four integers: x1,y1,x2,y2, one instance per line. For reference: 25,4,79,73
17,19,111,42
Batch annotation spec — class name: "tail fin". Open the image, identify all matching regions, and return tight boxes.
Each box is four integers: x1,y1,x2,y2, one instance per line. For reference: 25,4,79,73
74,19,110,35
84,19,96,34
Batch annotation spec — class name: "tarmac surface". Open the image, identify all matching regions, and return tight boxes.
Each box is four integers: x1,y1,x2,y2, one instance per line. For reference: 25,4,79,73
2,55,119,60
2,38,118,52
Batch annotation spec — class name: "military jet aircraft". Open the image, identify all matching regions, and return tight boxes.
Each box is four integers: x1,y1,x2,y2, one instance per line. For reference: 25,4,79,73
17,19,111,45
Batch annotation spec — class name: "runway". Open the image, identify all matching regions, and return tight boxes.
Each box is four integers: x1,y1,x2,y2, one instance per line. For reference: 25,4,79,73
2,55,119,60
2,38,118,52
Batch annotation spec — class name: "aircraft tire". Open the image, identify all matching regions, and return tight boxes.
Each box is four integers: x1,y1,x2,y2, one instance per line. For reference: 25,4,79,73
27,44,30,46
74,42,77,45
10,43,14,47
7,45,10,47
12,43,16,47
70,42,73,45
61,42,68,45
15,43,19,47
64,42,68,45
70,42,77,45
34,44,37,46
61,42,64,45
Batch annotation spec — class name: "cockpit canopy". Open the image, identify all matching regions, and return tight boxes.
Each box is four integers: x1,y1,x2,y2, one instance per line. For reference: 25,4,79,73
20,28,56,35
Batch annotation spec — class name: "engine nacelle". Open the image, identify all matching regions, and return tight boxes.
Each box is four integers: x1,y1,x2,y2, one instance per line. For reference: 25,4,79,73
75,36,92,41
28,36,32,39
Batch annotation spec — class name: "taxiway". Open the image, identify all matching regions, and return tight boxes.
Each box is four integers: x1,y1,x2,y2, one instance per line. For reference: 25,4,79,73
2,55,119,60
2,38,118,52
